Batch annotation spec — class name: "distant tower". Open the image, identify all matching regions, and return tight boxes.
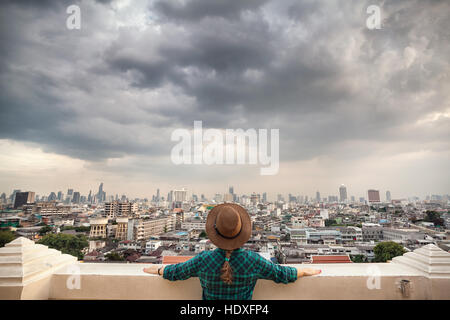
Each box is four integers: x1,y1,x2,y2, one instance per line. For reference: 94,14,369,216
13,191,35,209
386,190,391,202
316,191,321,202
368,189,381,203
339,185,347,202
72,192,80,204
97,183,104,203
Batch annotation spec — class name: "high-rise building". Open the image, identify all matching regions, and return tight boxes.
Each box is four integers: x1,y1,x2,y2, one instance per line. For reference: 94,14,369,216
10,189,21,204
339,185,347,202
173,188,187,202
66,189,73,204
57,191,63,201
368,190,381,203
104,201,137,219
214,193,223,203
13,191,35,209
0,193,6,204
316,191,321,203
97,183,105,203
72,192,81,204
48,192,57,201
250,192,259,205
262,192,267,203
386,191,391,202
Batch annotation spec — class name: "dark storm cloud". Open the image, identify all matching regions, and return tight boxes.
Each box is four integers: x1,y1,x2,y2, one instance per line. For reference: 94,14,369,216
153,0,269,22
0,0,449,168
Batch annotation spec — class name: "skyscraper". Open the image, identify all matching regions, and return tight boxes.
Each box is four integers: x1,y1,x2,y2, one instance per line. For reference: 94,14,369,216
173,188,187,202
97,183,105,203
316,191,321,202
339,185,347,202
66,189,73,204
72,192,81,204
10,189,21,204
386,190,391,202
14,191,35,209
368,189,381,203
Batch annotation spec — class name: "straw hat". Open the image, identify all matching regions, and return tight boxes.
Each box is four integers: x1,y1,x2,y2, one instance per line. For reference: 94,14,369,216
205,203,252,251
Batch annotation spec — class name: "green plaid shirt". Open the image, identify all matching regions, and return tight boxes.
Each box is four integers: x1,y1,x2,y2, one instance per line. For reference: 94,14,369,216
163,248,298,300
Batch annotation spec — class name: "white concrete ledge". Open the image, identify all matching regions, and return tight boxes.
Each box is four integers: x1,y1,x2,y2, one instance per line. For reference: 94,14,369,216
1,239,449,300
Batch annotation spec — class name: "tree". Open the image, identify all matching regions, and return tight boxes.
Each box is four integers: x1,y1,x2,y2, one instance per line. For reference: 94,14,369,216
105,251,125,261
281,233,290,242
38,233,88,260
39,225,53,235
0,230,16,247
325,219,337,227
374,241,406,262
199,231,207,238
350,254,367,263
424,211,444,227
74,226,90,233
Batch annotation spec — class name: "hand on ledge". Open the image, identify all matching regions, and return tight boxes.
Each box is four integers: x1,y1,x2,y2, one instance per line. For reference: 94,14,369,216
143,264,164,275
297,268,322,277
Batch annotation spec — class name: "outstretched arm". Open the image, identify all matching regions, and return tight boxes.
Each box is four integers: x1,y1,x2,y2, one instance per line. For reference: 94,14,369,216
143,253,203,281
296,267,321,277
143,264,166,275
257,255,321,283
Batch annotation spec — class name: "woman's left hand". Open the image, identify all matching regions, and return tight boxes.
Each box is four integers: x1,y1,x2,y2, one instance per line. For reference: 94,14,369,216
143,265,161,274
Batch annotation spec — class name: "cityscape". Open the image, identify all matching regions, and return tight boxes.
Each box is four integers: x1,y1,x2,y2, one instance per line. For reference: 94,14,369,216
1,183,449,266
0,0,449,303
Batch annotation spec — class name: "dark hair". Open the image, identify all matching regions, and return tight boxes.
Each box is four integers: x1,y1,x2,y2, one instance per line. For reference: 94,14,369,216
220,250,233,285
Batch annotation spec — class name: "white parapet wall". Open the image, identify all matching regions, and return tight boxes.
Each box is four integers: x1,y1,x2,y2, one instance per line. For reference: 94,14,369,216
0,238,449,300
0,237,77,299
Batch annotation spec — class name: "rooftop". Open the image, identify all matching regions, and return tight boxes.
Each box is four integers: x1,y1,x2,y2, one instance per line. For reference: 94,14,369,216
162,256,195,264
311,255,352,264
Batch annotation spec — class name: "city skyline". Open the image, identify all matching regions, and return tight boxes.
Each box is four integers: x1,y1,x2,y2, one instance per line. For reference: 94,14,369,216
2,181,446,203
0,0,449,199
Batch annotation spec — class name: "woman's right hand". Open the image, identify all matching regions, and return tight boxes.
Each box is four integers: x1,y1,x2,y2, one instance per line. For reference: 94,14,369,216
297,268,321,277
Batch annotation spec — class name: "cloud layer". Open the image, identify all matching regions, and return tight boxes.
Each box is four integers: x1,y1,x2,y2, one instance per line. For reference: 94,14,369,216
0,0,449,199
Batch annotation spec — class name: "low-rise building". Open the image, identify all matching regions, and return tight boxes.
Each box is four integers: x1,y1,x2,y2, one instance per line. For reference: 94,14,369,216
362,223,383,242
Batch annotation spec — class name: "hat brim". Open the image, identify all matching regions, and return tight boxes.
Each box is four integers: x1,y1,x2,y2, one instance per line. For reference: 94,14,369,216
206,203,252,251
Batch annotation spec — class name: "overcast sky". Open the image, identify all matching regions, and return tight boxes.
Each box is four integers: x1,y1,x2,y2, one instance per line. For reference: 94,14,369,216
0,0,449,200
